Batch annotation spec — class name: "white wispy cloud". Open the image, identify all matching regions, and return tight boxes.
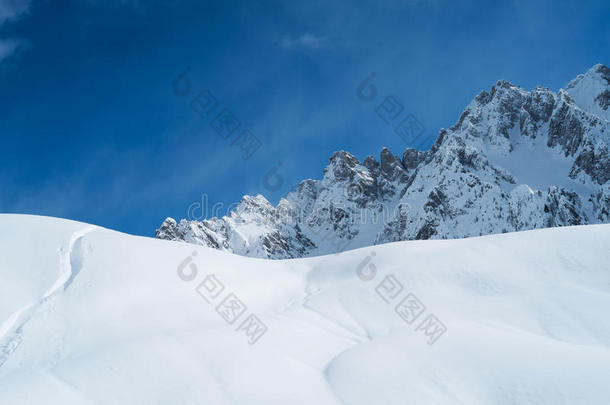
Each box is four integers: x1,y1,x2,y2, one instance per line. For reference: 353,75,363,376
0,0,30,64
0,38,18,60
280,33,326,50
0,0,30,24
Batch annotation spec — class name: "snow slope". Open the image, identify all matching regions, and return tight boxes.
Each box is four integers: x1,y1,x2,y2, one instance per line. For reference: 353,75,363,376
1,214,610,404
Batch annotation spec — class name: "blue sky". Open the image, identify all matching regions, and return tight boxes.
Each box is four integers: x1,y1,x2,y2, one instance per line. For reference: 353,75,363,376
1,0,608,236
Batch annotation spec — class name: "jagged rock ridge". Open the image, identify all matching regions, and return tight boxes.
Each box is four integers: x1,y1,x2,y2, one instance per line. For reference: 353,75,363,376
157,64,610,258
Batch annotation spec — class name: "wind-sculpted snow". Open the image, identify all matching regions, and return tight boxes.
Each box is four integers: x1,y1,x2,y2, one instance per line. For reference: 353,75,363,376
0,221,97,369
158,64,610,258
2,215,610,404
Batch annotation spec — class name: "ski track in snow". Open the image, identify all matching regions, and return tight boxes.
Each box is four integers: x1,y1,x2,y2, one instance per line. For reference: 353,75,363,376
0,225,98,369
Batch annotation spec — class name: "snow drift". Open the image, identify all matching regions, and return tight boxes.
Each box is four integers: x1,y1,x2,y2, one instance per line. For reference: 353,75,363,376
1,214,609,404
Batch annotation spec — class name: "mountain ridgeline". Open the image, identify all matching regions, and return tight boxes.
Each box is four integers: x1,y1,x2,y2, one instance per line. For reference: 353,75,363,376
157,64,610,258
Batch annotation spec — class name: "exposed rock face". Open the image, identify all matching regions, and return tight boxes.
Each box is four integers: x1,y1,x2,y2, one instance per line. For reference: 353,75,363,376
157,64,610,258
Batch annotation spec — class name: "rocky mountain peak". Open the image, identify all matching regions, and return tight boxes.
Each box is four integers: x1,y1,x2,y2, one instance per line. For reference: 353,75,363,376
564,63,610,121
324,150,360,182
595,63,610,81
157,65,610,259
233,195,275,218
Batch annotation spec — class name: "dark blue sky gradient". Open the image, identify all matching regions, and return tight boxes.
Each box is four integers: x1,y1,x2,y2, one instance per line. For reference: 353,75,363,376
1,0,608,235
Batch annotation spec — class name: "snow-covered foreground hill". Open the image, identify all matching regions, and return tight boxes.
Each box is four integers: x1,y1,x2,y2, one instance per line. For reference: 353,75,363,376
1,214,610,404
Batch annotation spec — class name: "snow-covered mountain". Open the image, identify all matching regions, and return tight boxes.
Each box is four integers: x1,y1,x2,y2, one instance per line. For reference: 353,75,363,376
2,215,610,404
157,64,610,259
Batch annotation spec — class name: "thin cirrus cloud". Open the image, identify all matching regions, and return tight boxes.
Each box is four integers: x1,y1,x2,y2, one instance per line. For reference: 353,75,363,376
280,33,326,50
0,38,18,61
0,0,30,63
0,0,30,24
